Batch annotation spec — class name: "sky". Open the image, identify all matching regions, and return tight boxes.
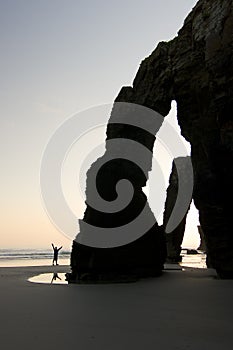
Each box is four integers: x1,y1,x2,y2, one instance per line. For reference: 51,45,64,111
0,0,199,250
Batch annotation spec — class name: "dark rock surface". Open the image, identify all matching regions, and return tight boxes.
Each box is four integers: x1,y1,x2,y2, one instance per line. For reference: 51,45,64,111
163,157,192,263
113,0,233,277
69,103,167,282
197,225,207,252
69,0,233,281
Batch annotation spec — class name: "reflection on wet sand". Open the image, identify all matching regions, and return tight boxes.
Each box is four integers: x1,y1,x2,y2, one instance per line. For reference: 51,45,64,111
29,272,68,285
51,272,62,283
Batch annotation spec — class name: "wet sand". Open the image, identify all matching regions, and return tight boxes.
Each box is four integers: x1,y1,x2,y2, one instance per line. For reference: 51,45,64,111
0,265,232,350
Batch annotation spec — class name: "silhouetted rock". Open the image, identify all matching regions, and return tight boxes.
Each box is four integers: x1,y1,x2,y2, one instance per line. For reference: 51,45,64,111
197,225,207,252
68,103,167,282
186,249,199,255
111,0,233,278
163,157,192,263
69,0,233,280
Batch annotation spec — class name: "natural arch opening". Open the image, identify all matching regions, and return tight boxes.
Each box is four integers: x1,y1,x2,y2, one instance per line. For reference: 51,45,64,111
181,200,201,250
147,101,203,263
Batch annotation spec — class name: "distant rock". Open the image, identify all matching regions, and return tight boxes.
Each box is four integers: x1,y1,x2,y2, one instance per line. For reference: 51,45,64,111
163,157,192,263
197,225,207,252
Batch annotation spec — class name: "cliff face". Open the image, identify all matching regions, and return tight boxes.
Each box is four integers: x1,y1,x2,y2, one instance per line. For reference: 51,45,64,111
116,0,233,277
69,0,233,280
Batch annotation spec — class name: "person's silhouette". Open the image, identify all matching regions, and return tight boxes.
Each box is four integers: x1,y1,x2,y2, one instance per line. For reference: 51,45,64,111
52,243,62,265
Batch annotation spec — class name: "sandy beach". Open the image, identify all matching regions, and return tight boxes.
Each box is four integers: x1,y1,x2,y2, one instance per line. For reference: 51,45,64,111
0,265,232,350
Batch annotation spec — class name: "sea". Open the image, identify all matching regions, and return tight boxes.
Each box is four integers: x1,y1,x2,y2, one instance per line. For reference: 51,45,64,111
180,249,207,269
0,248,207,268
0,249,71,267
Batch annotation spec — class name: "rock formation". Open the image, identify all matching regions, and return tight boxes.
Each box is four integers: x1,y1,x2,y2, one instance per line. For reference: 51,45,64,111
69,0,233,281
197,225,207,251
163,157,192,263
69,103,167,282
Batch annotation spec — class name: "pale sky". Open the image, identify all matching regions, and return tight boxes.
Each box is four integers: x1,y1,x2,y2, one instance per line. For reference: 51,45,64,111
0,0,199,250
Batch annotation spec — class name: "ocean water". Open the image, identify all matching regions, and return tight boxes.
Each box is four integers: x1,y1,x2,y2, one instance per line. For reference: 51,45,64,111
0,249,71,267
180,250,207,269
0,248,207,269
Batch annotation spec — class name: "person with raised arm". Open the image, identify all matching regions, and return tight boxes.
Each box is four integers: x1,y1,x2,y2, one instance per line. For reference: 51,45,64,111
51,243,62,265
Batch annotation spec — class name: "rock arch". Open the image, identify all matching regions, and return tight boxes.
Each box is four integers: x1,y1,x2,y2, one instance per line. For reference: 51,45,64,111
69,0,233,281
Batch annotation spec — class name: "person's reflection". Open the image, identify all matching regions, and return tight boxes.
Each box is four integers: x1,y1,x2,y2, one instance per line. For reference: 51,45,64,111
51,272,62,284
